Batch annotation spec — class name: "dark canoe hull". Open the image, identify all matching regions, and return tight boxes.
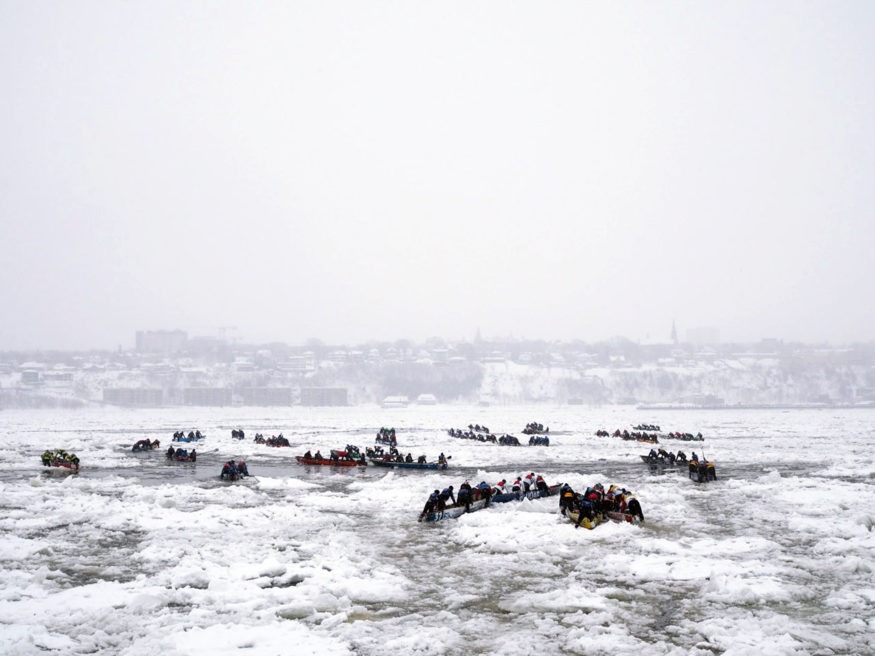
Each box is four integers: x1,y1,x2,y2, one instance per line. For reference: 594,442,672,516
422,498,489,522
491,484,561,504
172,437,204,443
296,456,364,467
369,459,447,470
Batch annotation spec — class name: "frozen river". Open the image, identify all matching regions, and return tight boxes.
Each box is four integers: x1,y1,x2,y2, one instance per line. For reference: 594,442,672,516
1,405,873,655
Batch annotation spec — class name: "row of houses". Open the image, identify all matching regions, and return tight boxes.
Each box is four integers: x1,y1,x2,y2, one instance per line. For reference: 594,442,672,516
102,387,349,407
99,389,440,408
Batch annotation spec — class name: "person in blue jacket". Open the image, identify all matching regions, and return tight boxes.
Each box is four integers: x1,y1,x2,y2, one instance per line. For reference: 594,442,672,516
419,490,441,521
438,485,456,510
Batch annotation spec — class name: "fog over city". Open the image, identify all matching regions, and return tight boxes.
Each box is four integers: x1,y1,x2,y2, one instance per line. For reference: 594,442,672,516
2,3,874,351
4,9,875,656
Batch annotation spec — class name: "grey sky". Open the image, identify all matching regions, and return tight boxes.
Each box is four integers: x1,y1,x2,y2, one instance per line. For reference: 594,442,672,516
2,2,873,350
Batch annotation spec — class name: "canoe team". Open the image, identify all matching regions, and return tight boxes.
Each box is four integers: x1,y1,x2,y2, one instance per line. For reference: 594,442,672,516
559,482,644,523
41,449,80,468
419,473,550,519
220,460,250,480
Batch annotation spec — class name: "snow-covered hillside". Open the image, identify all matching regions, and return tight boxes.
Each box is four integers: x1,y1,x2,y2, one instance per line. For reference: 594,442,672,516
2,346,873,408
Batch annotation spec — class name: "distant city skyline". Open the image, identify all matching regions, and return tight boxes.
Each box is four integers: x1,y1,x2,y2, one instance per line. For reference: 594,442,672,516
2,325,871,355
2,327,872,411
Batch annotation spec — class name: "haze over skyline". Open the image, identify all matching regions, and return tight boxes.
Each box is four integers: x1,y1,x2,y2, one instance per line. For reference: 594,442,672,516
2,2,874,351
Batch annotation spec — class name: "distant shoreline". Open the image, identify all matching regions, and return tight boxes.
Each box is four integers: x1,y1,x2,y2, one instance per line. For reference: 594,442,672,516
636,404,875,411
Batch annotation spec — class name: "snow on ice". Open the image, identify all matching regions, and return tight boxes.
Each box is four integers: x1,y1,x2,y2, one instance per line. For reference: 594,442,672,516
0,405,873,655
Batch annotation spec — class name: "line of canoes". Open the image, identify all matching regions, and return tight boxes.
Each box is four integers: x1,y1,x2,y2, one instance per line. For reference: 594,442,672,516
420,480,646,529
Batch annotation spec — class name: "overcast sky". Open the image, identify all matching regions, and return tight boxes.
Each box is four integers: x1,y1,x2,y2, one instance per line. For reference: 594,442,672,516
1,2,873,350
